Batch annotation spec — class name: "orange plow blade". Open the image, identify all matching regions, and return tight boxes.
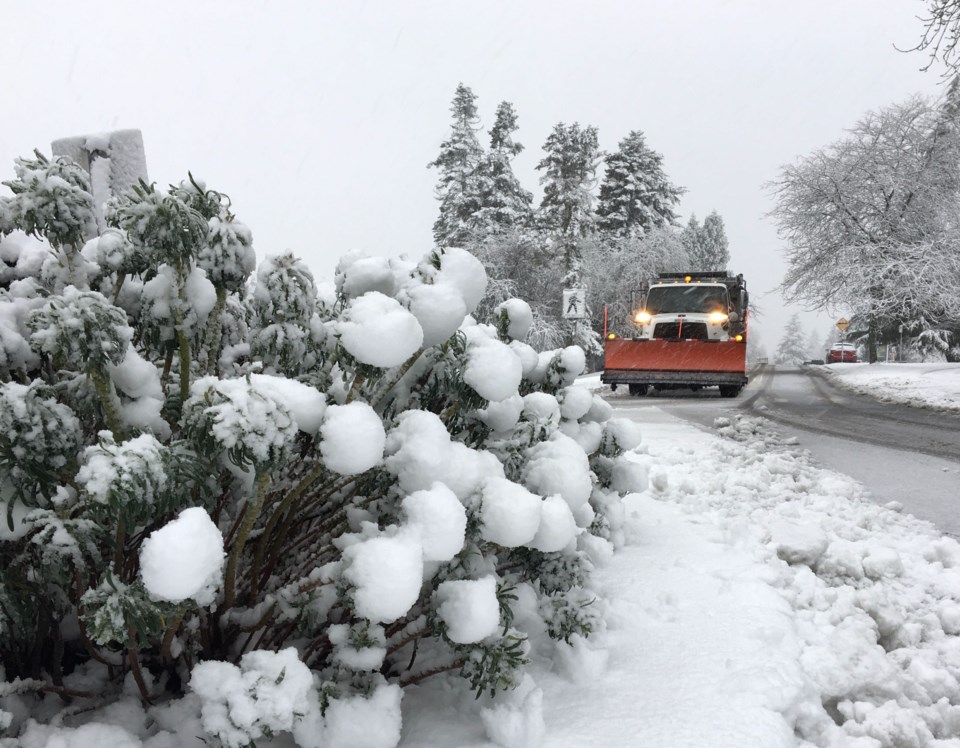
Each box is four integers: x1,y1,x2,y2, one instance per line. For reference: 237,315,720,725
602,338,748,386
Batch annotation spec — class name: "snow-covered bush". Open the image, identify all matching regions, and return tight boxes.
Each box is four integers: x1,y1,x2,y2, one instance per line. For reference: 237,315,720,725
0,151,643,748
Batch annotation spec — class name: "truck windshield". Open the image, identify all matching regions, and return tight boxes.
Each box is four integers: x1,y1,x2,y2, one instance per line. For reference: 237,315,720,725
645,285,728,314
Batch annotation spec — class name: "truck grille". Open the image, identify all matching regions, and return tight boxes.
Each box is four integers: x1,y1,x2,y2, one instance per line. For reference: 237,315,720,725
653,322,709,340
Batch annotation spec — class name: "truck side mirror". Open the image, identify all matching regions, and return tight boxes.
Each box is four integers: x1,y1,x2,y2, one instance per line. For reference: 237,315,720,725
728,312,740,323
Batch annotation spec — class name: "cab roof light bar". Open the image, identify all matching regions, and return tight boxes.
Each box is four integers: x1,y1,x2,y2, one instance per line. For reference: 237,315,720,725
657,272,731,280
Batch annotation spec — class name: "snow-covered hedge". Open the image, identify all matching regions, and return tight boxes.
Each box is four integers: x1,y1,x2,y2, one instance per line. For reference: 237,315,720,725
0,153,644,747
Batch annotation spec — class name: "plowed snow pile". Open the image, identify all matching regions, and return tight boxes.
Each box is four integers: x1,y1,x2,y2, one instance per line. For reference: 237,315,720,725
819,362,960,413
633,410,960,747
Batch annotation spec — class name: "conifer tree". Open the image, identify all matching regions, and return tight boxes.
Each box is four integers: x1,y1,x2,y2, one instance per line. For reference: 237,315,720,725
932,75,960,360
680,211,730,271
472,101,533,236
680,214,702,270
536,123,603,352
699,211,730,271
537,123,602,241
428,83,485,247
596,130,683,238
466,103,540,341
775,313,808,365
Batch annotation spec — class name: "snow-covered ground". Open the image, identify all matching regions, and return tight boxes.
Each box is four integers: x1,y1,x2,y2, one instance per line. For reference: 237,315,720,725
8,386,960,747
814,362,960,413
397,409,960,747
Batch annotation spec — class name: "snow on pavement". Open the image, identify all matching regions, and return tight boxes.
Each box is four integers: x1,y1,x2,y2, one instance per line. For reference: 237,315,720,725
816,362,960,413
537,493,804,747
400,407,960,747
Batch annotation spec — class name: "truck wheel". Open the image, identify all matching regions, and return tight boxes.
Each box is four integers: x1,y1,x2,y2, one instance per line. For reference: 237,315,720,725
628,384,648,397
719,385,742,398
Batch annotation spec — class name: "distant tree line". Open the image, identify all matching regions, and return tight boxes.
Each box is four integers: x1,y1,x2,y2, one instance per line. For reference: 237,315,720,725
769,82,960,363
427,83,730,353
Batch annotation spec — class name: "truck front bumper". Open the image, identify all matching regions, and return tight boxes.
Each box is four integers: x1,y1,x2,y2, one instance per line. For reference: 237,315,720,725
601,368,748,386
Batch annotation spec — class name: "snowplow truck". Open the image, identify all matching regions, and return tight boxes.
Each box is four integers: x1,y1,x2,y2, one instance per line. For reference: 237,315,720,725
602,271,749,397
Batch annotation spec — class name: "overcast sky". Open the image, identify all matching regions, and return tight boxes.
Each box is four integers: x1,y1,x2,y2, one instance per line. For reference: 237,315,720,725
0,0,949,351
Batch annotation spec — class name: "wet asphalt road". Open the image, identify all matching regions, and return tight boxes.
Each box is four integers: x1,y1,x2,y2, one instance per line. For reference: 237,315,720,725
743,365,960,462
612,364,960,463
607,365,960,534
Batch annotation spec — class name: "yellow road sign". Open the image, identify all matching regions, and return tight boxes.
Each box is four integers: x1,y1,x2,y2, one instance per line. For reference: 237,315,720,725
836,317,849,331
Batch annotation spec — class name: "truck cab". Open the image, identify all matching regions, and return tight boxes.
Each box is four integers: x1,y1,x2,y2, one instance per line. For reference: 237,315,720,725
634,278,743,342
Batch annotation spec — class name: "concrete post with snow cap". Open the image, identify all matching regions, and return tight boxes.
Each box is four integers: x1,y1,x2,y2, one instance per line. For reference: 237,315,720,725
51,129,148,233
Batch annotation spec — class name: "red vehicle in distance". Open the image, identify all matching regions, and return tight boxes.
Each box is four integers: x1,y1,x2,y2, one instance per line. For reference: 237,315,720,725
826,343,858,363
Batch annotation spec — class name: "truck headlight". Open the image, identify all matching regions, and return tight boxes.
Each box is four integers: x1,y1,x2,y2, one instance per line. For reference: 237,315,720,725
634,311,652,324
708,312,728,324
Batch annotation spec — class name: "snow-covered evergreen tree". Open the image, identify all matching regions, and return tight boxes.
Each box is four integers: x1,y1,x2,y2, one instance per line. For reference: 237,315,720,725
681,211,729,271
463,102,542,341
537,123,601,241
595,130,683,238
775,313,808,365
680,214,703,270
698,211,730,271
536,123,603,352
472,101,533,236
428,83,485,247
932,77,960,361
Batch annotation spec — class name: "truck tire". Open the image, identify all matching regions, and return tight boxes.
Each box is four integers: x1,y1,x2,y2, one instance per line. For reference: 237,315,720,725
719,385,742,398
628,384,648,397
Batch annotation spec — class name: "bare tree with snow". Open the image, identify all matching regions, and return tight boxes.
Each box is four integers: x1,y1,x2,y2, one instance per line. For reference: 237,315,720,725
770,96,960,362
906,0,960,74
